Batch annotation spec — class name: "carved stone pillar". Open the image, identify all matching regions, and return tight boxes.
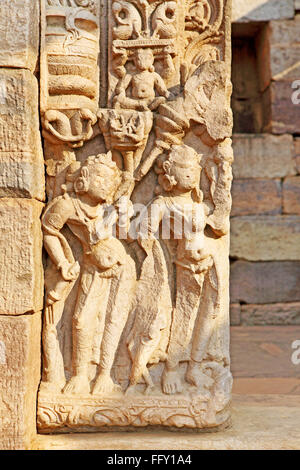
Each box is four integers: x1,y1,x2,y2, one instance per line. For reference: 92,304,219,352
38,0,233,432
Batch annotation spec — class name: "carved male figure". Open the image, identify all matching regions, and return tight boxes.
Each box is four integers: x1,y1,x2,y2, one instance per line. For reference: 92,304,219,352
42,153,136,394
113,48,171,112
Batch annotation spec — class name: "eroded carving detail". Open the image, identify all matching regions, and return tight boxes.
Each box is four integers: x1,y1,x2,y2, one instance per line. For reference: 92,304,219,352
38,0,233,432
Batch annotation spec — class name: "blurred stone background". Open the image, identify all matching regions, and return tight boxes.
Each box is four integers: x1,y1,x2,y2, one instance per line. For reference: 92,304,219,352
230,0,300,394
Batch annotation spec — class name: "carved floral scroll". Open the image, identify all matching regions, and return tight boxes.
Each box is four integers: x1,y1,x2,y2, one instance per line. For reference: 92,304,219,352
38,0,233,432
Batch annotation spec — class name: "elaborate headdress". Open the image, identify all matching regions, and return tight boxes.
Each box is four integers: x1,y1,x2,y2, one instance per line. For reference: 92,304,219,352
63,152,121,202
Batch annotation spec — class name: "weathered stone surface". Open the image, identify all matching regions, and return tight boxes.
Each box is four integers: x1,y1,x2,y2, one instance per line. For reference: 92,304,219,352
231,326,300,378
268,16,300,81
283,176,300,214
232,0,295,22
0,199,44,315
241,303,300,325
0,313,41,450
232,134,295,179
230,261,300,304
267,81,300,135
231,95,266,134
260,18,300,134
230,304,241,326
233,378,300,395
231,179,282,216
0,69,45,200
256,24,272,93
230,216,300,261
232,36,263,100
294,138,300,173
231,31,270,133
295,138,300,156
0,0,39,72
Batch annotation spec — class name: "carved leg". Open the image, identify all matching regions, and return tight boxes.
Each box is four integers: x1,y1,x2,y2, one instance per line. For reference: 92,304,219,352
123,150,134,174
93,262,135,394
133,144,146,172
112,149,123,171
148,96,166,111
41,268,76,392
162,267,204,395
186,266,219,389
41,303,66,393
63,270,105,394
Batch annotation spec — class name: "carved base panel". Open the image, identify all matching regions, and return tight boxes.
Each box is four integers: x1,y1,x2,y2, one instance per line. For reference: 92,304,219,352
37,392,231,432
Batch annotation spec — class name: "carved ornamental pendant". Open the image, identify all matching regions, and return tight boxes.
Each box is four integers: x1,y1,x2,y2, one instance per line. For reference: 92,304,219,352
38,0,233,432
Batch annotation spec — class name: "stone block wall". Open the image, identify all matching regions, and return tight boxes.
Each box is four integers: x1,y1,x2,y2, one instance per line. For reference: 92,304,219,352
230,3,300,331
0,1,44,450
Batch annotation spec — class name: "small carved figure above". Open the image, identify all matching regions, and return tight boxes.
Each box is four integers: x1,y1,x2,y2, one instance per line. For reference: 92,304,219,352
113,48,171,112
100,46,173,177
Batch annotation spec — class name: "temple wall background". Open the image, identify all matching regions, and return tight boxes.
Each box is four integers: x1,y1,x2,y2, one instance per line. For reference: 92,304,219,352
0,0,300,449
230,0,300,394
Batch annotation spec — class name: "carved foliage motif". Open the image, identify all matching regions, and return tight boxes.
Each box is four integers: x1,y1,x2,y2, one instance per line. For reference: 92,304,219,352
38,0,233,432
38,393,231,430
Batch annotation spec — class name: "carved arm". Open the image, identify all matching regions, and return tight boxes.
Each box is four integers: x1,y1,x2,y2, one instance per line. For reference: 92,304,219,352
42,198,79,281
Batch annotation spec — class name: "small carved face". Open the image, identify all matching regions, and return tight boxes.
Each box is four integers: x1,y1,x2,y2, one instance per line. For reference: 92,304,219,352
87,164,120,203
134,49,154,71
170,161,200,191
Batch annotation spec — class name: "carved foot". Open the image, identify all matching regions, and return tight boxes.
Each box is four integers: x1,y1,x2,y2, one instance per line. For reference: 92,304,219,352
162,368,183,395
125,384,138,396
144,384,156,396
186,363,214,390
92,372,121,395
39,380,65,394
125,383,156,396
63,375,90,395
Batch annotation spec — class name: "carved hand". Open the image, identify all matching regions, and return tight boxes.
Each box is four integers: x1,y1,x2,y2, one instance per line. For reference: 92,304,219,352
59,261,80,282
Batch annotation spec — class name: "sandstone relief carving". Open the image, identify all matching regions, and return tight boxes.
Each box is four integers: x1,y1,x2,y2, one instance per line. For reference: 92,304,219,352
38,0,233,432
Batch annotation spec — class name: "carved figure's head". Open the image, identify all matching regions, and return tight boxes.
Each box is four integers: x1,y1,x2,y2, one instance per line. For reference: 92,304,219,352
156,145,202,200
134,48,155,72
66,153,122,204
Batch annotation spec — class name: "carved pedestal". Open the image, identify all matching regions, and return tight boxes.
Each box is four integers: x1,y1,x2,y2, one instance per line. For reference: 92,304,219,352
38,0,233,432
